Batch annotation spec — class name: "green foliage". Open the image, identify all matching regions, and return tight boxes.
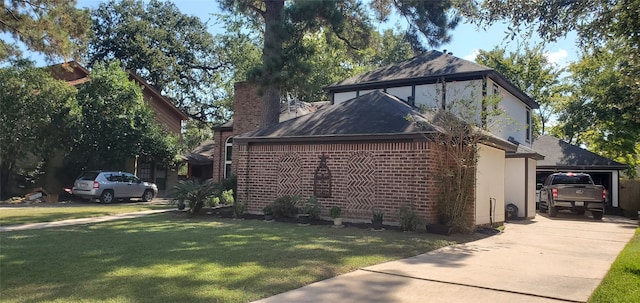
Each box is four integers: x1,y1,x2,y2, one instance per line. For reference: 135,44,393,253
372,210,384,223
170,180,220,214
231,191,245,217
220,175,238,202
0,0,90,61
180,120,213,153
262,204,274,215
88,0,247,122
272,195,301,218
588,228,640,303
397,204,422,232
298,196,320,219
330,206,342,219
0,59,79,197
551,41,640,177
72,61,178,170
220,0,460,127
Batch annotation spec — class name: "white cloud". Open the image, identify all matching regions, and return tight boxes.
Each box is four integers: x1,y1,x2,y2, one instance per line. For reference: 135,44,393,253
545,49,569,66
463,49,480,62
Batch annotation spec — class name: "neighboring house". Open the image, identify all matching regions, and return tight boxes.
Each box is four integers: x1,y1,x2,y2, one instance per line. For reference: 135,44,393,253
214,50,543,227
186,139,215,182
49,61,188,193
532,135,628,209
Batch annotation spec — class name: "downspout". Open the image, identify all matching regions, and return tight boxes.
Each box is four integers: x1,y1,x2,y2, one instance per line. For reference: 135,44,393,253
524,158,529,218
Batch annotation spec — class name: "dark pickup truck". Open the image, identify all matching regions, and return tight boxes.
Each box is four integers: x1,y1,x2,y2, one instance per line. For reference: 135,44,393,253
538,172,606,219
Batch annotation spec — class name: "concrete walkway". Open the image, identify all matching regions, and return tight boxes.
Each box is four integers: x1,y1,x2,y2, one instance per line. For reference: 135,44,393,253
254,214,637,303
0,209,172,232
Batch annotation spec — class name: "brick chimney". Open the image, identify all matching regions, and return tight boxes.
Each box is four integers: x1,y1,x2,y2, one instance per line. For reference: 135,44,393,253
233,81,263,136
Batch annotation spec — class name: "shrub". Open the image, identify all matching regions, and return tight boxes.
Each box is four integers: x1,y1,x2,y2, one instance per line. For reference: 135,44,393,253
170,180,220,214
220,175,237,201
298,196,320,219
398,204,422,231
231,193,245,218
330,206,342,219
272,195,300,218
372,210,384,223
220,189,234,204
262,204,273,215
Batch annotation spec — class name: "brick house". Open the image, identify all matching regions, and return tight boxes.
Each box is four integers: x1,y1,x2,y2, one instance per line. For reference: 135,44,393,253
49,61,188,193
213,50,543,226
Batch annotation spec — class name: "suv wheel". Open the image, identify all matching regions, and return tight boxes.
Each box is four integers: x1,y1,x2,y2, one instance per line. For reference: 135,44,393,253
100,190,114,204
142,189,154,202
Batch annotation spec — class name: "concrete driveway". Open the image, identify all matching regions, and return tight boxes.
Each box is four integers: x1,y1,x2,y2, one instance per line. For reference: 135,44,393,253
254,213,637,303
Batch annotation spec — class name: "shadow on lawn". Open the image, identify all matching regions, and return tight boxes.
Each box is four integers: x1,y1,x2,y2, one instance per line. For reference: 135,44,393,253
0,210,484,303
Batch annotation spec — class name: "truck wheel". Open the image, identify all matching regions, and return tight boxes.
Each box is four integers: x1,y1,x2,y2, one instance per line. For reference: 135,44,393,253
592,211,603,220
539,203,548,213
549,205,558,217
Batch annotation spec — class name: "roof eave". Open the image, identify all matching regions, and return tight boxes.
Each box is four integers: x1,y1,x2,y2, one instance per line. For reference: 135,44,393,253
234,132,435,144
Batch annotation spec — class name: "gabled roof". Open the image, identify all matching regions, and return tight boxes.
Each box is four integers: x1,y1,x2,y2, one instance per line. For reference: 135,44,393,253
324,50,538,109
235,90,436,142
533,135,627,170
186,139,215,165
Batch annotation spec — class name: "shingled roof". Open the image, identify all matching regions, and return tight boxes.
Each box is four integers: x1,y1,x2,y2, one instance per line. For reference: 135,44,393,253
234,90,517,153
533,135,627,170
235,91,433,141
324,50,537,109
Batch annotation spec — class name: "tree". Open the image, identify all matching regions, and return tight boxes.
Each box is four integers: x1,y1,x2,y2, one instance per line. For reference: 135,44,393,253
0,59,79,197
72,61,178,170
551,42,640,177
0,0,90,61
464,0,640,125
219,0,460,128
475,45,567,135
87,0,243,122
285,28,417,101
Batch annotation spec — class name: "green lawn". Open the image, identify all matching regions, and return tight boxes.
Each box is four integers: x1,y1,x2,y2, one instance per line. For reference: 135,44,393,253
0,213,468,303
0,204,171,226
588,227,640,303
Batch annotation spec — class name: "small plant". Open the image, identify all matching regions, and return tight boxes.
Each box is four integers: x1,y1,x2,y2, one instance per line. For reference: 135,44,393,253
330,206,342,219
298,196,321,219
232,196,245,218
262,204,273,215
372,210,384,223
272,195,301,218
371,210,384,230
398,204,422,231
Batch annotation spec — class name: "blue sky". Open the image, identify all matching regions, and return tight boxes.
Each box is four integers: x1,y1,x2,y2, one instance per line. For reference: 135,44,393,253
44,0,580,68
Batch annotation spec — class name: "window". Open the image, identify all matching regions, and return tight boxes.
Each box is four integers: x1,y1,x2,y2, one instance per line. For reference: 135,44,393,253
525,108,532,143
138,162,153,181
224,137,233,178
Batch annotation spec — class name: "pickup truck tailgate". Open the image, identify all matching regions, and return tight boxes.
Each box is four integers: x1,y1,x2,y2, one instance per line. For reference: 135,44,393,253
555,185,604,202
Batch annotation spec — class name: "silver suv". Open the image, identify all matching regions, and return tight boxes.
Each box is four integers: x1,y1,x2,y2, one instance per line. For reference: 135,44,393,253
72,171,158,203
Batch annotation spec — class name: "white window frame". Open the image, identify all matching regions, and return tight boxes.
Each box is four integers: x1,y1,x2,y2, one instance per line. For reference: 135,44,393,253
526,108,532,143
224,137,233,178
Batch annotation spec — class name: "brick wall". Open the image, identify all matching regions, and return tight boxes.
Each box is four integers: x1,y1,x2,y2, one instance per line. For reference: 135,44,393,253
236,140,457,225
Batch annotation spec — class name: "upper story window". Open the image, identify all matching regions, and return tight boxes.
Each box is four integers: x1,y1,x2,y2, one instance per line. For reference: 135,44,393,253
526,108,532,143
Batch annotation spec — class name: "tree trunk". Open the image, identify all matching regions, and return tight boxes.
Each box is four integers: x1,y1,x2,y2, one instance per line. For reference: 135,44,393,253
260,0,285,129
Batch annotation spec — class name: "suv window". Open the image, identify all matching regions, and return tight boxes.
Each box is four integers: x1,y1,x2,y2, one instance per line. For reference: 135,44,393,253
78,172,100,181
123,174,140,183
106,174,123,182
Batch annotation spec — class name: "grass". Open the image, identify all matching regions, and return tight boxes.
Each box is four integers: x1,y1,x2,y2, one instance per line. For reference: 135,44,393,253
0,203,171,226
0,212,471,303
588,227,640,303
